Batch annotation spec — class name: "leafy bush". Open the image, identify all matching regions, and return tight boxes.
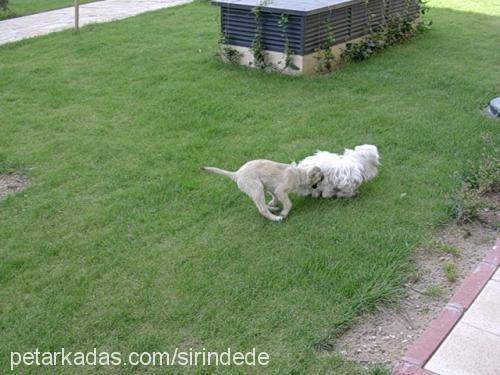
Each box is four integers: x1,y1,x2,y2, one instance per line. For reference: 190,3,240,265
449,136,500,224
384,17,415,45
314,26,337,73
341,16,419,63
443,261,458,283
341,0,432,64
220,46,242,65
0,0,8,11
342,34,385,63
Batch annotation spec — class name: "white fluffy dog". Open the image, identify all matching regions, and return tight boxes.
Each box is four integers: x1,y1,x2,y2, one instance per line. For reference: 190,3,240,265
298,144,379,198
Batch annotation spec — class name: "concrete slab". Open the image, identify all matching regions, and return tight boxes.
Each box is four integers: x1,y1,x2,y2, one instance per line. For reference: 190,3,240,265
459,280,500,336
425,322,500,375
493,268,500,281
397,242,500,375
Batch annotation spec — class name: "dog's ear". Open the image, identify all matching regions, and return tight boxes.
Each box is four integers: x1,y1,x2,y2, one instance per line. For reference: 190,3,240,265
307,166,323,186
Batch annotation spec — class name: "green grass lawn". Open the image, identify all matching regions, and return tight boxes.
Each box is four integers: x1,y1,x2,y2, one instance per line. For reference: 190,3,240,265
0,0,97,20
0,0,499,373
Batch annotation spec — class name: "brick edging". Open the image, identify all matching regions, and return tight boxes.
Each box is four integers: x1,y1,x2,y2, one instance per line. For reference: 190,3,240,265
393,238,500,375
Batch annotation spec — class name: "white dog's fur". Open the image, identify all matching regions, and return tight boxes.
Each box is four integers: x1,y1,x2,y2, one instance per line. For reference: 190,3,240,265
203,160,323,221
298,144,379,198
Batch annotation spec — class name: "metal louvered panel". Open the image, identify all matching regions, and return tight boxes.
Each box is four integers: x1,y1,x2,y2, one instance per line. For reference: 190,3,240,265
217,0,420,56
303,0,420,53
221,6,304,54
387,0,420,17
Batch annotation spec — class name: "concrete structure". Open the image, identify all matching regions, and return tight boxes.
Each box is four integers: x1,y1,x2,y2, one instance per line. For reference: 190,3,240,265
213,0,421,74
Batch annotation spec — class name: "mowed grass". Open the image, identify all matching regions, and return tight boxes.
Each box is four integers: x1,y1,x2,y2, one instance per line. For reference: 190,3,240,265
0,0,499,372
0,0,97,20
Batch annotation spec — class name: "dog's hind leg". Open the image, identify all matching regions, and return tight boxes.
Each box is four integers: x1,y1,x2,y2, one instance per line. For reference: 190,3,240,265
267,193,280,211
274,190,292,218
254,193,284,221
241,182,284,222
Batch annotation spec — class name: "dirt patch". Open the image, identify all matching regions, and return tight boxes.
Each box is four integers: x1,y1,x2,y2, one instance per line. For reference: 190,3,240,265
335,210,498,370
0,172,29,200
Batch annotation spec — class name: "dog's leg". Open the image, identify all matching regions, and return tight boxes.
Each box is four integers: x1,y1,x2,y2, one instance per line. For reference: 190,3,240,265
267,193,280,211
254,193,284,221
241,182,284,222
274,190,293,218
321,187,337,198
336,189,355,198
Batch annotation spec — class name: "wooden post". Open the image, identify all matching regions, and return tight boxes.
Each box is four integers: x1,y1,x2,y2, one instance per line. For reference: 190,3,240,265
75,0,80,31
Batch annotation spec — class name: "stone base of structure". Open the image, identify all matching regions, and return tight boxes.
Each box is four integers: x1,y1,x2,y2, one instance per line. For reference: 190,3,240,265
220,37,365,75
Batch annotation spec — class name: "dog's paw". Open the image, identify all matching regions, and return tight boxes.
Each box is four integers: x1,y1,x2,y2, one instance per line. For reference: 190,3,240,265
311,190,321,198
274,215,284,222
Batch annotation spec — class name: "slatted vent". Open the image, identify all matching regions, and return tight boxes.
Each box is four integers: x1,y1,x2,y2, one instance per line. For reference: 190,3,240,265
221,6,304,54
304,0,419,53
219,0,420,55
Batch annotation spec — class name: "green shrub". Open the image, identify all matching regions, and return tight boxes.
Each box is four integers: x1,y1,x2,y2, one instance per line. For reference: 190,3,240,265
0,0,8,11
449,136,500,224
424,285,444,298
341,0,432,64
341,16,419,63
314,25,337,73
443,261,458,283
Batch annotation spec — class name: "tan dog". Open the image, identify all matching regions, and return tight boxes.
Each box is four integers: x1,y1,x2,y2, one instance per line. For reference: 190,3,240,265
203,160,323,221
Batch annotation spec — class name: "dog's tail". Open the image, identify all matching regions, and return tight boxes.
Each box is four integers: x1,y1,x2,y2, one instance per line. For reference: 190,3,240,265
202,166,237,181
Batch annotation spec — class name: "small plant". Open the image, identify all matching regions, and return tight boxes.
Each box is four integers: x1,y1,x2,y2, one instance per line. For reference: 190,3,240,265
370,365,391,375
443,261,458,283
424,239,461,256
0,0,8,11
384,16,416,45
417,0,433,31
250,6,267,68
449,181,484,224
475,139,500,194
221,46,242,65
410,269,422,284
341,14,418,64
341,0,431,65
449,135,500,224
278,14,299,71
341,14,384,63
418,0,429,15
218,32,243,65
341,34,385,63
424,285,443,298
314,24,336,73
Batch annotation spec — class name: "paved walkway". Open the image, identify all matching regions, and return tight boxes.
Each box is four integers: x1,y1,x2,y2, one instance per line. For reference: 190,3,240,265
425,266,500,375
395,239,500,375
0,0,192,46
